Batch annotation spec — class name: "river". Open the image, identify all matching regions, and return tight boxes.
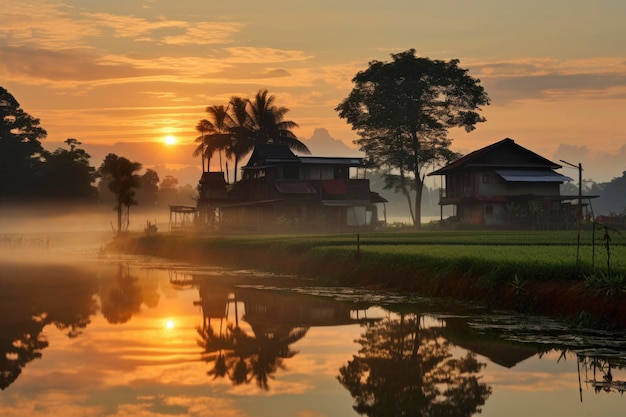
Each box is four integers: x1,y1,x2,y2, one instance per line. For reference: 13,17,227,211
1,231,625,416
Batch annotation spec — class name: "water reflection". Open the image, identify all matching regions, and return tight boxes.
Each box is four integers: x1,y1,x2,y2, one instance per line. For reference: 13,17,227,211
0,262,98,390
1,259,626,417
186,273,373,390
581,357,626,395
338,312,491,416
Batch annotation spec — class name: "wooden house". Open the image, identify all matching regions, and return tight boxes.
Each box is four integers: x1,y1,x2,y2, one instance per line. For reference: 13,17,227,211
197,144,387,232
428,138,580,228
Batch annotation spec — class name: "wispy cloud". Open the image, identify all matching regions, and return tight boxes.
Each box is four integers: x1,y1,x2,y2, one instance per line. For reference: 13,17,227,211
470,57,626,103
0,1,243,50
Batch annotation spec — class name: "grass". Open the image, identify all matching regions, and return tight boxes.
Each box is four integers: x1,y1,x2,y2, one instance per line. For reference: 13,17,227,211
110,228,626,327
115,228,626,282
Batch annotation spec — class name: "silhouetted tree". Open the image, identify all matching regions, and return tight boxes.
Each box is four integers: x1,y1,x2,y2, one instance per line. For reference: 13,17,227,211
41,138,99,202
0,86,48,201
98,154,142,234
195,90,309,184
194,107,232,172
336,50,490,227
158,175,179,206
225,96,254,184
248,89,309,153
136,168,160,207
594,171,626,216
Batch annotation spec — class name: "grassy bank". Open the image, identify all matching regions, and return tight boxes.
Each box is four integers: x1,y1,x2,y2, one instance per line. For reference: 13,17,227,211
110,229,626,328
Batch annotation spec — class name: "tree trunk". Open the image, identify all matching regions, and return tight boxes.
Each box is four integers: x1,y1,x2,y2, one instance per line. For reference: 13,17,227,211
116,203,122,234
413,176,424,229
402,189,416,226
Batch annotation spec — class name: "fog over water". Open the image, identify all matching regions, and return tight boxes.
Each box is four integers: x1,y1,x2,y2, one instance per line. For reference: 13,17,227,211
2,204,626,416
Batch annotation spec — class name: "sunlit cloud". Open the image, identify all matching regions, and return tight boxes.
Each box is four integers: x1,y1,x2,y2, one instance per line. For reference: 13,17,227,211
81,12,186,39
0,2,102,49
0,1,244,49
224,46,313,64
161,21,245,45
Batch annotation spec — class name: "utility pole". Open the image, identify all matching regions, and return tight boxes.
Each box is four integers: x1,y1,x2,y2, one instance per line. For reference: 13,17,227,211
560,160,583,265
560,160,583,217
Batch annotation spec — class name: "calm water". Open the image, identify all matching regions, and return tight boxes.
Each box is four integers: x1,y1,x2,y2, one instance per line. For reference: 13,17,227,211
1,233,626,417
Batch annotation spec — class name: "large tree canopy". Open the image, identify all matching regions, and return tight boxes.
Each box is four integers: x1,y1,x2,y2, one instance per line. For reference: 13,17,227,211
0,86,48,201
41,138,99,202
336,50,490,227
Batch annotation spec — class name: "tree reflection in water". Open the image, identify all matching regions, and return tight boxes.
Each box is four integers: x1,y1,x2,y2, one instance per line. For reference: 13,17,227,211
578,355,626,395
99,264,144,324
0,263,98,390
195,285,309,390
338,312,492,417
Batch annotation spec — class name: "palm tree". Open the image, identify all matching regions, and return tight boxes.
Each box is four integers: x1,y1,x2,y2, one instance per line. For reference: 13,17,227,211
247,89,310,154
193,119,211,172
225,96,254,184
194,91,309,184
193,105,232,173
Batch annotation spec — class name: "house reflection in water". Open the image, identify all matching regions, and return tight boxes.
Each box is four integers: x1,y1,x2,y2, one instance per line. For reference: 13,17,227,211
171,271,377,390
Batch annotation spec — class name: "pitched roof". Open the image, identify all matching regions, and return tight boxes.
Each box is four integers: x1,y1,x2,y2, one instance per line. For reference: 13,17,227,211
244,144,363,167
429,138,562,176
245,144,299,167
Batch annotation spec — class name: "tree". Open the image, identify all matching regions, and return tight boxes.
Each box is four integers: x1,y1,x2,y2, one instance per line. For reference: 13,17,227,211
247,89,310,154
194,119,212,172
194,90,309,184
98,154,142,234
41,138,99,202
336,50,490,227
158,175,179,206
225,95,255,184
193,107,232,173
0,86,48,201
136,168,160,207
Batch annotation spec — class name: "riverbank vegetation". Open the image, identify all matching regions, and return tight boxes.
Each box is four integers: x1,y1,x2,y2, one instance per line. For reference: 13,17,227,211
111,228,626,328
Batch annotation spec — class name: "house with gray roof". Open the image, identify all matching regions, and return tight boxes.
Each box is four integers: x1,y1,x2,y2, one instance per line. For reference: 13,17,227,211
428,138,583,228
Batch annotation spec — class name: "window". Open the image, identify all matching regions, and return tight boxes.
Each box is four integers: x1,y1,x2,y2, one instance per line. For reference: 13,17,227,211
482,174,492,183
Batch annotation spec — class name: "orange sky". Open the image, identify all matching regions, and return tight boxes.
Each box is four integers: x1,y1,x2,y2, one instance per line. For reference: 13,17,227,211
2,0,626,184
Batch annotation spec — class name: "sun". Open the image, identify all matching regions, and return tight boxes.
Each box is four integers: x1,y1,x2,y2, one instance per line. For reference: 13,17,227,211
164,135,177,145
165,319,175,329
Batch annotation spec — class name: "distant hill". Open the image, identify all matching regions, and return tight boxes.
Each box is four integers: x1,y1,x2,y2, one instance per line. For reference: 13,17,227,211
301,128,362,157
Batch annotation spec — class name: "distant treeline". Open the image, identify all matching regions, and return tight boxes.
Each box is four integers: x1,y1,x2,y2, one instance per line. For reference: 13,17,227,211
0,86,195,209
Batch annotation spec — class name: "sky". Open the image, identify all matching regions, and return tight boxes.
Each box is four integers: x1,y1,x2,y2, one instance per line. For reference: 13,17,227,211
2,0,626,185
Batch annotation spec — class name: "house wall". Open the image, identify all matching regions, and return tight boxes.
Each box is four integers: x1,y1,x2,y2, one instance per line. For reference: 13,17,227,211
462,203,485,224
477,171,560,196
302,166,335,180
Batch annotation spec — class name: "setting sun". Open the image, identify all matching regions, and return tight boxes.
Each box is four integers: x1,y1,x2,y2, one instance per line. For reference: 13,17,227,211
164,135,177,145
165,319,175,329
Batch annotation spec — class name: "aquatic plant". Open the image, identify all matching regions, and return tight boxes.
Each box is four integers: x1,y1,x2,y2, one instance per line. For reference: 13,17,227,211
584,270,626,298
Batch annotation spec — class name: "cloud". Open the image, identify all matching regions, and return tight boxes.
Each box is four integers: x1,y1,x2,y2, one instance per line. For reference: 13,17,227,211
223,47,313,64
161,22,244,45
552,142,626,182
0,1,244,49
470,57,626,104
0,1,102,49
0,46,167,87
81,12,187,39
